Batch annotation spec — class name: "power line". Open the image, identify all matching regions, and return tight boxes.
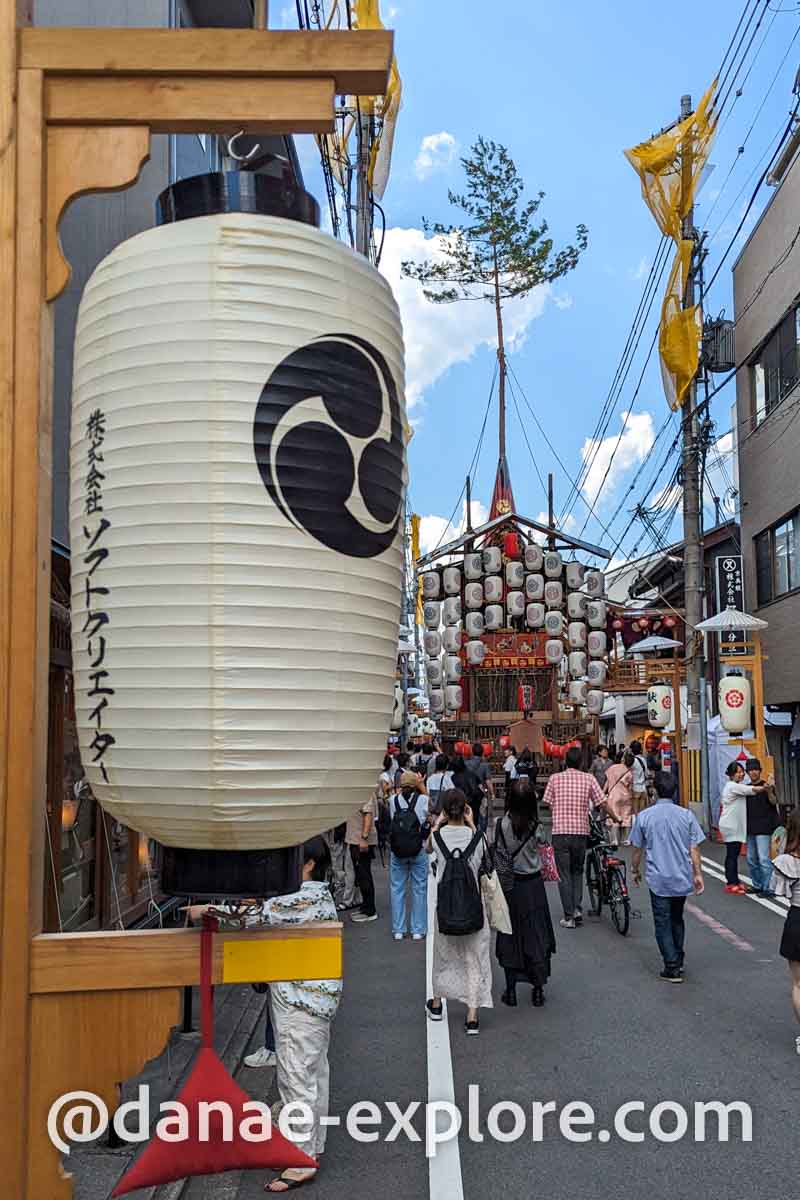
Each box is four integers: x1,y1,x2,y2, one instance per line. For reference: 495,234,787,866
507,373,549,505
428,364,497,555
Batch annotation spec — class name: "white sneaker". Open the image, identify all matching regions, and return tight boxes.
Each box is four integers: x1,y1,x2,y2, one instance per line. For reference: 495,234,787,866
795,1035,800,1057
244,1046,276,1069
559,918,576,930
351,912,378,923
412,934,425,941
393,932,404,941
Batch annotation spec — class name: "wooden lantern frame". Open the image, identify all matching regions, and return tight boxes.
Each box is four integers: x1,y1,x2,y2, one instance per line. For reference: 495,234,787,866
0,13,392,1197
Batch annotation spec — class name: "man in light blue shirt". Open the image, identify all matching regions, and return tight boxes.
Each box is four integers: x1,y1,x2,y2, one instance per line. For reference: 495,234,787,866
630,772,705,983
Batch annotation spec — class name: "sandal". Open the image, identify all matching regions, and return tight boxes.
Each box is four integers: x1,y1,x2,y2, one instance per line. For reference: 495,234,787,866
265,1169,318,1192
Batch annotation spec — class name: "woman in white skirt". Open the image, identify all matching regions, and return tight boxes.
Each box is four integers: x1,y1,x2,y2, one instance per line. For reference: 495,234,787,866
425,789,493,1035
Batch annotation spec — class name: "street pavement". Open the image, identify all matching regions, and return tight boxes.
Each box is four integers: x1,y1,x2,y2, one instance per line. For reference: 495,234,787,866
72,839,799,1200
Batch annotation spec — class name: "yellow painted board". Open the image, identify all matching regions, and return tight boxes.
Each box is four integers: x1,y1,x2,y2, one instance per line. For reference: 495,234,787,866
222,934,342,984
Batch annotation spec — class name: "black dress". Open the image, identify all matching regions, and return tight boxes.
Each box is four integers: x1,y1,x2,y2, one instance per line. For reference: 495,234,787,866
494,819,556,987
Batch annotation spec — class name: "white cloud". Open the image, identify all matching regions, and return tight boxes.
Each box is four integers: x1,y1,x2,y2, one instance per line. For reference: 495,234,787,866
414,132,458,180
419,498,489,557
629,256,649,281
278,4,296,28
580,411,656,507
527,511,577,545
379,226,551,406
552,294,574,310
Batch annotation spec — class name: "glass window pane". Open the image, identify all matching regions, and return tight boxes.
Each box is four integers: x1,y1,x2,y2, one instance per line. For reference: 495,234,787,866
792,510,800,591
763,333,781,414
755,531,772,605
752,363,766,426
780,313,798,398
774,520,792,597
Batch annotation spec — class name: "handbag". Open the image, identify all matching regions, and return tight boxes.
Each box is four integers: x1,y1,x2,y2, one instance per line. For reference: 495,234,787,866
479,838,512,934
537,839,560,883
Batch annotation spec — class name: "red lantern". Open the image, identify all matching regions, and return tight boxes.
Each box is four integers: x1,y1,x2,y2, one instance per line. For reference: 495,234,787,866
482,742,492,760
639,617,651,630
518,684,535,711
612,618,624,631
499,735,511,750
503,532,521,559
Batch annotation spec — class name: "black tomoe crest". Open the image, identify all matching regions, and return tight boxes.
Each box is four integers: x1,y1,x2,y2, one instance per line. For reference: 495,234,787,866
254,335,404,558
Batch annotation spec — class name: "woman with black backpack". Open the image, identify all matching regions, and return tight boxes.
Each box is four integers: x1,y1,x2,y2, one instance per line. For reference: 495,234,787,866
425,789,492,1036
388,771,430,941
494,780,556,1009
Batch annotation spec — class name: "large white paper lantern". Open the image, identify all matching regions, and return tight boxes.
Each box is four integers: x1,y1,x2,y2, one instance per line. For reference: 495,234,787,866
565,561,585,590
587,660,608,688
544,551,563,578
430,688,445,714
465,581,484,609
568,621,587,649
506,561,524,589
424,601,441,630
569,650,587,679
585,569,605,598
444,654,463,683
586,689,605,716
426,659,443,686
545,611,565,638
445,684,463,710
424,630,442,657
719,674,751,734
526,602,545,629
647,683,672,728
544,580,563,609
545,639,564,665
484,575,503,603
483,546,502,574
588,630,607,659
466,640,486,666
524,544,544,572
70,207,406,852
421,571,441,599
525,574,544,601
464,551,483,580
465,611,485,638
507,591,525,618
485,604,503,631
443,596,462,626
568,680,588,706
567,592,587,620
442,626,462,653
587,599,608,629
443,565,461,596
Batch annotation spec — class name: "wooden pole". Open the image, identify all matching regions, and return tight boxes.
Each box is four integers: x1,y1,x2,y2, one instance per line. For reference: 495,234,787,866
672,658,684,806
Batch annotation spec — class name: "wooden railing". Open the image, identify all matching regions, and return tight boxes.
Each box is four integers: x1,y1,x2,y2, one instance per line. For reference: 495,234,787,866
605,657,685,693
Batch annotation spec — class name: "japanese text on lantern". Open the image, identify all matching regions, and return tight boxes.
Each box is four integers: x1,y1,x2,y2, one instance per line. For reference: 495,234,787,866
83,409,115,783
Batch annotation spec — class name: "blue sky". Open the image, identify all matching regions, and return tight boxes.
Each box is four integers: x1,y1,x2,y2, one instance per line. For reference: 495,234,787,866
292,0,800,564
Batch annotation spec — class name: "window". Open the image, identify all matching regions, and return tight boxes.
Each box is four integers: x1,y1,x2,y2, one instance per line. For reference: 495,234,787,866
750,299,800,428
754,508,800,606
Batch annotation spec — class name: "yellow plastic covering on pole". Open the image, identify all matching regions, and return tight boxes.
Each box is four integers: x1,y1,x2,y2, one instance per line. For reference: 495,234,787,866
625,80,717,409
410,513,423,624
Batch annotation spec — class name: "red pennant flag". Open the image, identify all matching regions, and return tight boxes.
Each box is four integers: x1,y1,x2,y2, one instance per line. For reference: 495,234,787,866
489,456,516,520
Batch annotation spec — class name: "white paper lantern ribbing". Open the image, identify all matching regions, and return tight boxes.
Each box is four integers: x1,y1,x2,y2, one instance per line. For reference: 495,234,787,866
483,546,502,574
507,591,525,618
446,685,463,710
430,688,445,714
466,640,486,667
485,604,503,631
70,209,406,850
424,630,442,657
484,576,503,603
588,630,607,659
443,596,462,626
424,601,441,630
544,580,563,609
719,674,751,734
465,611,485,638
565,561,585,590
568,680,588,706
585,570,605,598
568,621,587,649
586,689,605,716
569,651,587,679
465,581,484,610
464,551,483,580
567,592,587,620
647,683,672,728
587,599,608,629
442,626,462,653
444,654,463,683
545,611,565,638
524,544,544,572
587,660,608,688
544,551,563,578
506,561,525,589
421,571,440,599
443,565,462,596
525,574,544,601
391,682,403,730
545,640,564,665
526,602,545,629
426,659,443,686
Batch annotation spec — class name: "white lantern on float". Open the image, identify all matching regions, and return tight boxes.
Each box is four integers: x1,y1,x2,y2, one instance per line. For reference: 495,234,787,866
485,604,503,631
424,630,442,657
525,544,544,572
484,576,503,603
567,592,587,620
568,621,587,649
526,602,545,629
444,654,462,683
544,580,563,609
465,581,484,610
587,599,608,629
719,674,751,734
445,684,463,710
506,561,525,589
483,546,502,574
507,591,525,619
525,574,544,601
587,660,607,688
407,714,421,738
588,630,607,658
585,570,605,598
443,565,461,596
430,689,445,714
70,202,406,854
569,680,588,706
465,611,485,638
421,571,440,599
565,561,585,590
466,640,486,666
544,551,563,578
391,682,403,731
586,689,605,716
464,551,483,580
569,650,587,679
442,626,462,653
426,659,443,685
545,639,564,665
443,596,461,625
424,601,441,630
545,611,565,638
647,684,672,728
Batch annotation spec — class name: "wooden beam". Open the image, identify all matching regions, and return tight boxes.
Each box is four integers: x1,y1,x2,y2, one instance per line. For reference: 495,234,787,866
21,27,393,95
45,74,335,134
30,923,343,994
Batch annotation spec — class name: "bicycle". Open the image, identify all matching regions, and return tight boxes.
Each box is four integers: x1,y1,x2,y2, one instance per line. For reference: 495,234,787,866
585,813,631,936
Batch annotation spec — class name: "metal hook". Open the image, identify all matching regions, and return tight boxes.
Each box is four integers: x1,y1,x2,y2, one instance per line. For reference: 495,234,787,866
226,130,261,163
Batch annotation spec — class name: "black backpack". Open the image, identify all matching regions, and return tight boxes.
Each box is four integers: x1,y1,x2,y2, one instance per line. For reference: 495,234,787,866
390,794,424,859
434,829,484,935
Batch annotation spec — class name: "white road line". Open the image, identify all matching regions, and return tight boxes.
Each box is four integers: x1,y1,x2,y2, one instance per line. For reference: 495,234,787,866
700,856,789,918
426,866,464,1200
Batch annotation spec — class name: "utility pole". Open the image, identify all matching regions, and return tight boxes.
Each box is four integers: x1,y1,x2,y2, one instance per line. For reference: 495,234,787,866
679,93,706,791
355,111,373,259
